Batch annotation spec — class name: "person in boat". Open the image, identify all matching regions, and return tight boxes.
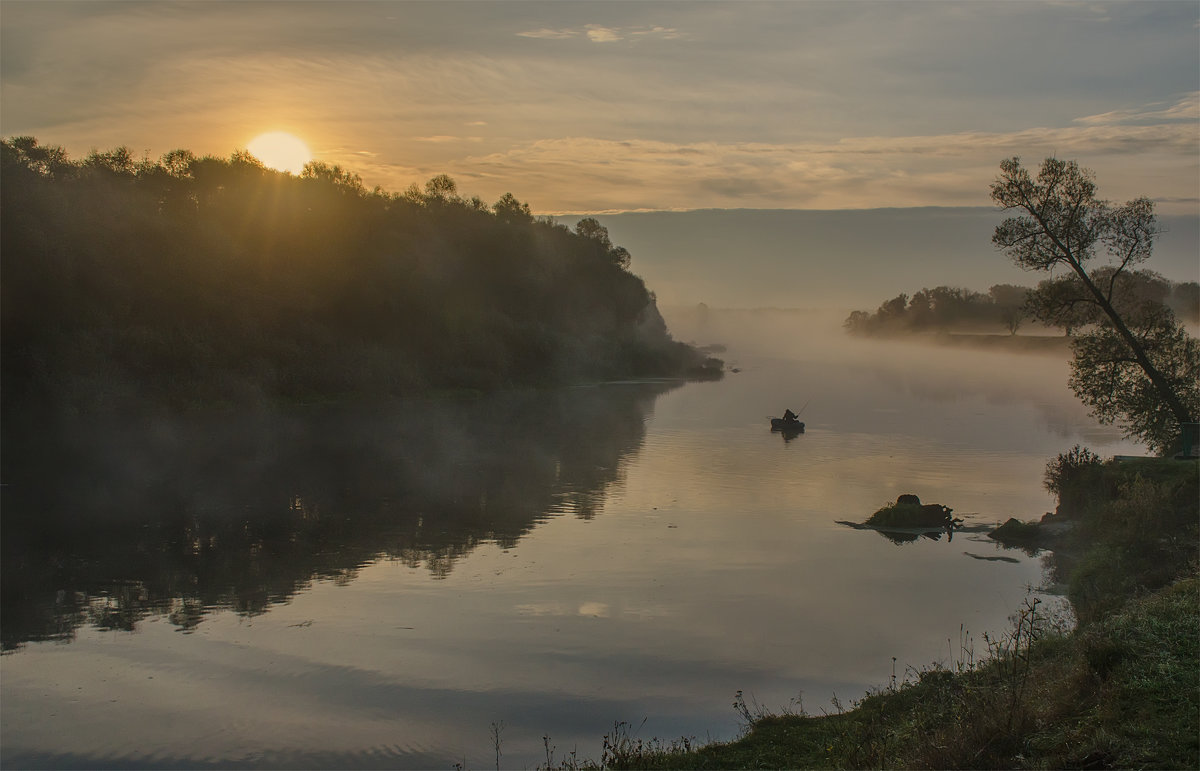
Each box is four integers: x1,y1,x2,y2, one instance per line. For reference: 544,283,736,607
782,408,799,423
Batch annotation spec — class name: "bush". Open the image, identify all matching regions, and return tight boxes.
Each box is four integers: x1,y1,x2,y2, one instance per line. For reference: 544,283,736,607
1044,445,1102,497
866,500,955,528
1044,445,1103,517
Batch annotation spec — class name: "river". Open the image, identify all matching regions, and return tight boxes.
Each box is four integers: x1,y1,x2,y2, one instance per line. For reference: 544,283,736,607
0,311,1140,769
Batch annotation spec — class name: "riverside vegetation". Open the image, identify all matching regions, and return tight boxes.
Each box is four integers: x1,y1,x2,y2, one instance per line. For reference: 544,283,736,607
533,156,1199,769
535,451,1199,770
1,137,719,425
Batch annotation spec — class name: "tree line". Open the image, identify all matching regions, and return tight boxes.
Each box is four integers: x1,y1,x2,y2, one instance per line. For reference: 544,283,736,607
845,284,1034,335
845,277,1198,337
1,137,719,419
847,157,1198,455
989,157,1197,456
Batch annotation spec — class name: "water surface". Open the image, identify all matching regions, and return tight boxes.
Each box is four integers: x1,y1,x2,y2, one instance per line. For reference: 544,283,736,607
1,315,1139,769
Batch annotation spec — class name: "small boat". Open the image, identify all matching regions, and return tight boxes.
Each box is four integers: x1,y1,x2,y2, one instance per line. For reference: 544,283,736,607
770,418,804,433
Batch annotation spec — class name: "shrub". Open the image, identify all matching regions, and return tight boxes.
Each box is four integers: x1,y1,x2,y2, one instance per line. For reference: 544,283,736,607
1044,445,1104,517
867,500,955,528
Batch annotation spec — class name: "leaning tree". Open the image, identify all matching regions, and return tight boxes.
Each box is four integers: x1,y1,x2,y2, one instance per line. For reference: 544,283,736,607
990,157,1198,454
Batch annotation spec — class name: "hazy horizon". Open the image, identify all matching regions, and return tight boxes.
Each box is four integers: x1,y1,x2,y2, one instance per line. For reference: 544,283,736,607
582,207,1200,310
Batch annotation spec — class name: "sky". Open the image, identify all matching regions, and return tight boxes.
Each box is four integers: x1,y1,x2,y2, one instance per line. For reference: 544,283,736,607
2,1,1198,216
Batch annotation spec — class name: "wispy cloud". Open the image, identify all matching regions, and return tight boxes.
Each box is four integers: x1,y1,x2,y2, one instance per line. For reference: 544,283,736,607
584,25,621,43
631,26,683,39
514,27,576,40
515,24,684,43
413,135,484,144
442,121,1199,214
1073,92,1199,126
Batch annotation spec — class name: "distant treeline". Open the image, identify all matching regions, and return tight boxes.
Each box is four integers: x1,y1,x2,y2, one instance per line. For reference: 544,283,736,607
845,278,1199,337
1,138,719,417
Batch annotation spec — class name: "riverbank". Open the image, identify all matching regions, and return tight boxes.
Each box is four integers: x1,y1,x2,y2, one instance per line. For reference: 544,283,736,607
559,455,1199,770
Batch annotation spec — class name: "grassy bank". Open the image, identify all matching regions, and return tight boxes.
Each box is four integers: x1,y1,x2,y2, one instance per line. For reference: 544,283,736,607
549,456,1199,770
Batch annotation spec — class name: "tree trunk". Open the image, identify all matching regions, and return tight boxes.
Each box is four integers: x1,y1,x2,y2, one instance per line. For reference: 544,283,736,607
1071,263,1193,424
1029,210,1194,428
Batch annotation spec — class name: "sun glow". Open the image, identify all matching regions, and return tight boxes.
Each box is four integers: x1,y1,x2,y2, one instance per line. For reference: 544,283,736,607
246,131,312,174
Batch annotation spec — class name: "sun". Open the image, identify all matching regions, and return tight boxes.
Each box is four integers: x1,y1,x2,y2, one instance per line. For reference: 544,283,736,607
246,131,312,174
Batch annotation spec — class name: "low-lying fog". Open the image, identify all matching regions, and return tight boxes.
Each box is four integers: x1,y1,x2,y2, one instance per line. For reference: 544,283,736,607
660,305,1140,454
596,208,1200,310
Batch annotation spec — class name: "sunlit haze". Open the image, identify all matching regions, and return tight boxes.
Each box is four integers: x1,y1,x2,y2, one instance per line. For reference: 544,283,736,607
246,131,312,174
2,2,1197,215
3,4,1198,768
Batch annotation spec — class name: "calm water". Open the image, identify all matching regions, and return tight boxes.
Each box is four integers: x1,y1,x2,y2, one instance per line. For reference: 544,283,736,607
1,314,1139,769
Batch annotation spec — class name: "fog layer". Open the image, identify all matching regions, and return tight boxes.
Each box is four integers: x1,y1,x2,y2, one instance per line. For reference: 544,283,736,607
590,208,1200,309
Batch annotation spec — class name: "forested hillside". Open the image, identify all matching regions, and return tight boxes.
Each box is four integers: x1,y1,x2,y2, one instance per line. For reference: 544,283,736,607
1,138,718,417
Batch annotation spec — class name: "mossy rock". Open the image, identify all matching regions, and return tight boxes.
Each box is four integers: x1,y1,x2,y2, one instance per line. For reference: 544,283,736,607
988,517,1043,546
867,497,955,528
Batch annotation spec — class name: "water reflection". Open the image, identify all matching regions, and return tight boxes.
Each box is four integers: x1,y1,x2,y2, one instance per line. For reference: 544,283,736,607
771,424,805,442
3,314,1142,769
1,383,675,650
836,522,993,546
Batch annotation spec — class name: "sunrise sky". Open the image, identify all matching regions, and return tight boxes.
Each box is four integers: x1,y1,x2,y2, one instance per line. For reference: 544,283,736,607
2,1,1197,215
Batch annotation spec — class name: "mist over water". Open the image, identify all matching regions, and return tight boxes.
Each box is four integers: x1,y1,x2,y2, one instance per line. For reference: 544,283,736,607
1,312,1141,769
594,209,1200,310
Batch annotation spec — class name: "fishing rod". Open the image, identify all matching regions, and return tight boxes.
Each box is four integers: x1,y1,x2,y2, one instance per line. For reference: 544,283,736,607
768,399,810,420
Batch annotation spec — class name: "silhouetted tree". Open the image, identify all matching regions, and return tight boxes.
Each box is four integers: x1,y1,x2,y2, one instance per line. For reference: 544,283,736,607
607,245,632,270
423,173,459,202
6,136,73,177
301,160,364,194
159,148,196,178
493,192,533,223
574,217,612,247
989,284,1028,335
991,157,1197,451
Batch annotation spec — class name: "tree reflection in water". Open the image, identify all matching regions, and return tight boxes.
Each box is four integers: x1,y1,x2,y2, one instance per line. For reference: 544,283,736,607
1,383,676,650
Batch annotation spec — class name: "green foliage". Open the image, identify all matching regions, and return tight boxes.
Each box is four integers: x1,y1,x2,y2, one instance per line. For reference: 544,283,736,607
1069,317,1200,455
845,274,1195,340
844,284,1028,335
1,137,717,417
992,157,1106,271
990,156,1196,454
1026,268,1177,332
1043,444,1103,498
1061,462,1199,623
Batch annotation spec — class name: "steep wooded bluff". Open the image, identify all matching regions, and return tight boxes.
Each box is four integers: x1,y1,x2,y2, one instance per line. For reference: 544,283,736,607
1,138,718,417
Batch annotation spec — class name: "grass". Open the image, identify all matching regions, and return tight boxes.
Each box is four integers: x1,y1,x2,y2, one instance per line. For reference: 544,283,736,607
538,457,1199,770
